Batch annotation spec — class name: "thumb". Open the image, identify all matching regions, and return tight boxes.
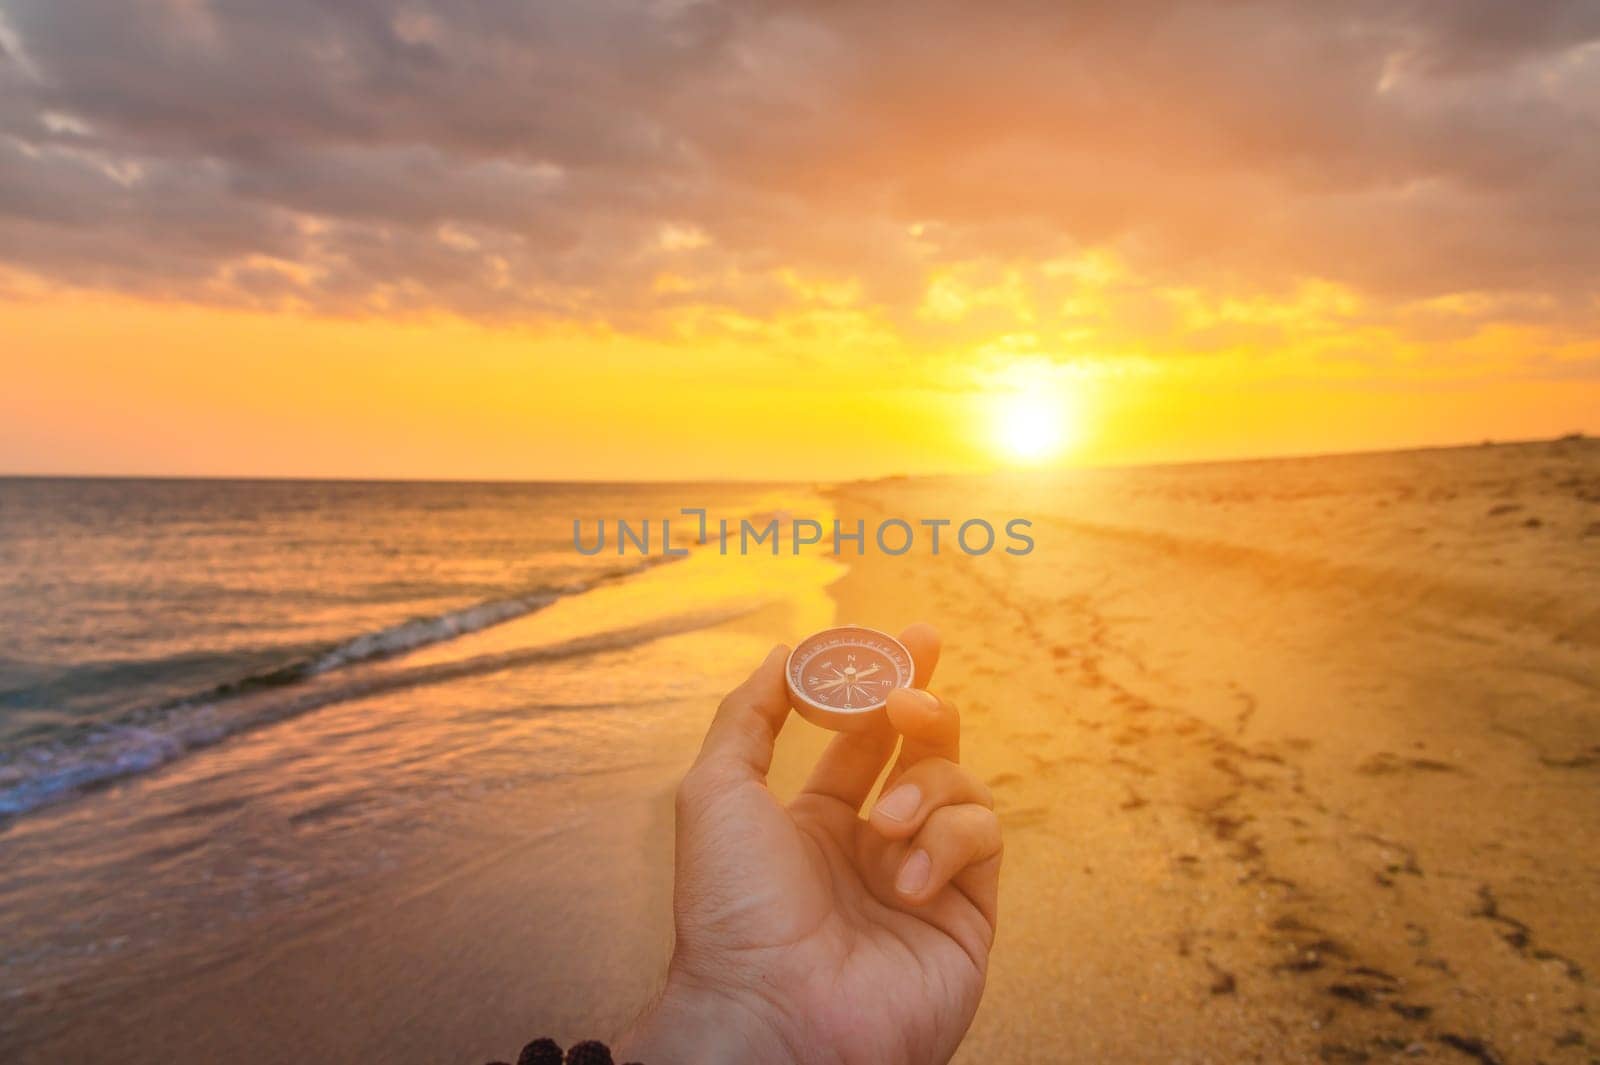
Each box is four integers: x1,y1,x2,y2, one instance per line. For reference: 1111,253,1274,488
693,644,792,784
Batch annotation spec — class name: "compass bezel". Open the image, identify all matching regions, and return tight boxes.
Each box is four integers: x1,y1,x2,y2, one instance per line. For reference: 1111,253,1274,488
785,625,915,731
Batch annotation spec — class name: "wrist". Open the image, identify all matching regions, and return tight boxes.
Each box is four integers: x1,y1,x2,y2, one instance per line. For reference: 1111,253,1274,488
618,965,800,1065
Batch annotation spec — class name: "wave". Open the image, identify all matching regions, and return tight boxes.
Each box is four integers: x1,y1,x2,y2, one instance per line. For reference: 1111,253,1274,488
307,592,559,675
0,556,695,821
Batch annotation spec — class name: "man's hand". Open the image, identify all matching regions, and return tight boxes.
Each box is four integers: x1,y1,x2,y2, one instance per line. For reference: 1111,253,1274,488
619,624,1001,1065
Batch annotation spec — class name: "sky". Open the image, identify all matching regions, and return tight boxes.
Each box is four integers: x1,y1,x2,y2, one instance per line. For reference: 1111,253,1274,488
2,0,1598,480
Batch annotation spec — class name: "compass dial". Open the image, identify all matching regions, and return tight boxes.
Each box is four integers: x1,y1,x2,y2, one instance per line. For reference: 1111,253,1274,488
786,626,915,731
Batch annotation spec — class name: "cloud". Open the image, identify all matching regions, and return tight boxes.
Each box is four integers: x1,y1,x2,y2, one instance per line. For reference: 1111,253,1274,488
0,0,1596,361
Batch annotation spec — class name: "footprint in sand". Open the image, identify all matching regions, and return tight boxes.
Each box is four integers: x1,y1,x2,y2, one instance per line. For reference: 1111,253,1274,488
1356,752,1463,776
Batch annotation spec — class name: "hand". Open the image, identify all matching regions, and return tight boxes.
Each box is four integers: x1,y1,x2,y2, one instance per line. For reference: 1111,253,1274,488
619,624,1001,1065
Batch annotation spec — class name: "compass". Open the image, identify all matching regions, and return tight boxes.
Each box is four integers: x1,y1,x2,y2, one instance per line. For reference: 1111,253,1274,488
785,625,915,731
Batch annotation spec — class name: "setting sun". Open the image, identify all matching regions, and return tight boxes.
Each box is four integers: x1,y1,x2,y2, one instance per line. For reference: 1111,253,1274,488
979,356,1081,463
993,391,1070,465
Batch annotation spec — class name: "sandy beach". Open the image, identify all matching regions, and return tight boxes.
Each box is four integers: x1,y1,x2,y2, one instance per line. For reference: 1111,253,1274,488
828,436,1600,1064
5,438,1598,1064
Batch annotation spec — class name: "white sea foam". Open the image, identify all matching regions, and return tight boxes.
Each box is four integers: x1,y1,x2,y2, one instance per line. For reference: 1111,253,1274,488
0,558,695,820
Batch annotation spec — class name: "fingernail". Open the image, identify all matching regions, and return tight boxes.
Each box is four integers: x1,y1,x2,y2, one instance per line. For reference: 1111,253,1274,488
902,688,938,712
897,849,932,895
875,783,921,822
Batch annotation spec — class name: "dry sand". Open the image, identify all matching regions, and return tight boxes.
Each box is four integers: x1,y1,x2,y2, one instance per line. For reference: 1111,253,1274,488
815,436,1599,1064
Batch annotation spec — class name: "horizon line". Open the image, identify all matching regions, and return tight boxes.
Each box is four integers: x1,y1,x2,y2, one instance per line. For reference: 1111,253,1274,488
0,432,1587,487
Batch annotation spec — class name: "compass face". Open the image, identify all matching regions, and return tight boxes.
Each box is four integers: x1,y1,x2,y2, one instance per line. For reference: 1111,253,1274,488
786,626,914,729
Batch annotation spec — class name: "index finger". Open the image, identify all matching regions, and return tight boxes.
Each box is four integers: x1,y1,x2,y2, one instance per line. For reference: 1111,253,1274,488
885,686,960,773
798,622,941,810
900,621,941,688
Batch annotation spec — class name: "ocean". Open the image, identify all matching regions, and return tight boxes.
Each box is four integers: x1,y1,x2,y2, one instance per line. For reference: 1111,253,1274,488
0,477,842,1056
0,478,827,813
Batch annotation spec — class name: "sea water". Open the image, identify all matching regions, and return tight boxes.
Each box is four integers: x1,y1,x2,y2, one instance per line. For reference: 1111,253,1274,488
0,477,842,1056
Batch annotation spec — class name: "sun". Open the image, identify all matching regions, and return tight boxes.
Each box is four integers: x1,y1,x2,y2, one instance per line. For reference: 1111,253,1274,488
978,357,1087,467
992,390,1071,465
